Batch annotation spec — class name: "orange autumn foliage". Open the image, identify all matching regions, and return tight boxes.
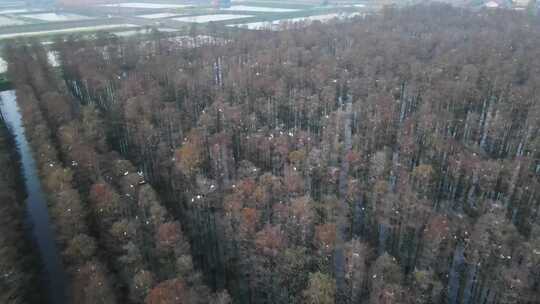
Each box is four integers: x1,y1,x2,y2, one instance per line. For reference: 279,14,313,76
255,225,285,257
240,208,258,234
145,278,187,304
157,222,182,250
315,224,337,252
174,132,204,175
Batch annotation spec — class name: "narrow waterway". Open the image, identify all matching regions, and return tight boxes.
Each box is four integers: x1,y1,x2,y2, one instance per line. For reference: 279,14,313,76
0,90,67,304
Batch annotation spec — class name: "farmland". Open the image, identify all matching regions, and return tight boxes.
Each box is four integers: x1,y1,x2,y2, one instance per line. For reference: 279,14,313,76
0,0,374,42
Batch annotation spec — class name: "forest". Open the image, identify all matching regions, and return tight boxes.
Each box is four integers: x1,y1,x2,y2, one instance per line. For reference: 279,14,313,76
2,3,540,304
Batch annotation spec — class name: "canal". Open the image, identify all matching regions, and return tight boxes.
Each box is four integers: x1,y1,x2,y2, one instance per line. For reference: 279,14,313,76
0,90,67,304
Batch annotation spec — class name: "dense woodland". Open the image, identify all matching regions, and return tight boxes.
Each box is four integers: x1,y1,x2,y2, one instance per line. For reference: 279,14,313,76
3,3,540,303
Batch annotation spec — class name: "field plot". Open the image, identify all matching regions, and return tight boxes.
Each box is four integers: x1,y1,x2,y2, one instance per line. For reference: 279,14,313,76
0,15,25,26
137,12,182,19
101,2,193,9
222,5,299,12
173,14,253,23
21,12,90,22
0,24,138,39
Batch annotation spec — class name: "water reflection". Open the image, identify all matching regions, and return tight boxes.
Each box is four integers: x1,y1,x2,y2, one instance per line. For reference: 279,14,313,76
0,90,67,304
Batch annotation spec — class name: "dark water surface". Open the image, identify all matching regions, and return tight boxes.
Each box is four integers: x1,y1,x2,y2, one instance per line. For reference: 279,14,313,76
0,90,68,304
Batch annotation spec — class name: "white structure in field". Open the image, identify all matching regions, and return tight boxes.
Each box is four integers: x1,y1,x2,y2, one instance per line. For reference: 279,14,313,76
485,1,500,8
